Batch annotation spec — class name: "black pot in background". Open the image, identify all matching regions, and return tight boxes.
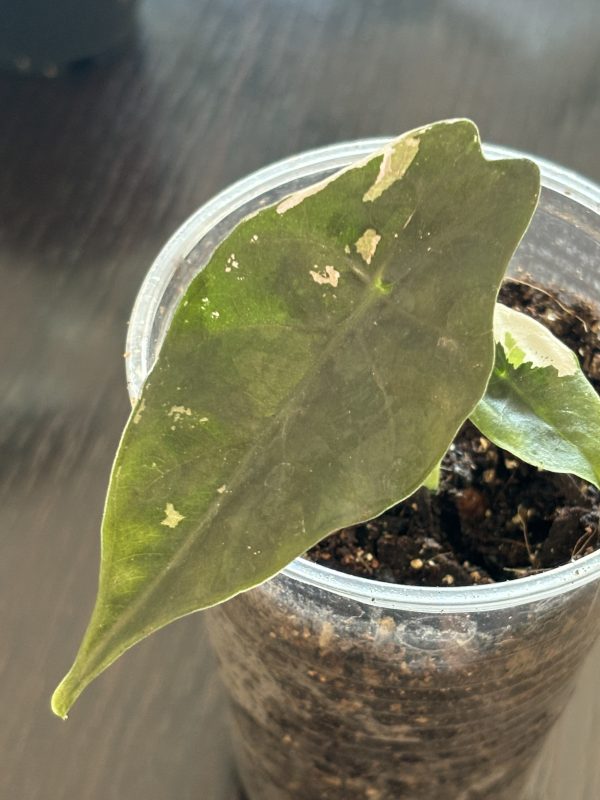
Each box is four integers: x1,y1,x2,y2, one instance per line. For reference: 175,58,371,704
0,0,137,76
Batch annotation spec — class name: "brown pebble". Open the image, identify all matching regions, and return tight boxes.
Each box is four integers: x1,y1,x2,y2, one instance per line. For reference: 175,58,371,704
377,616,396,634
456,487,488,521
482,468,496,484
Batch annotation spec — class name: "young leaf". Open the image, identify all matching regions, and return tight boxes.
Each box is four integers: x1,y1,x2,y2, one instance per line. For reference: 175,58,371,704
52,120,539,718
471,304,600,487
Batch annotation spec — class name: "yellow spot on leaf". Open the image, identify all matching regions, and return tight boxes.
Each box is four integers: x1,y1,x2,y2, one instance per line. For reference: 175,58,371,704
133,398,146,424
310,265,340,288
161,503,185,529
168,405,192,422
437,336,458,353
363,136,420,202
217,484,227,494
355,228,381,265
276,172,339,214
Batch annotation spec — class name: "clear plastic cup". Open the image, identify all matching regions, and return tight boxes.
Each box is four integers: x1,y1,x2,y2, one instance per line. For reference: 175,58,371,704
126,141,600,800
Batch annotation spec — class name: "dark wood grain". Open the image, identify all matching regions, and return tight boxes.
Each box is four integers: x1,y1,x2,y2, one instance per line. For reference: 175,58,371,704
1,0,599,798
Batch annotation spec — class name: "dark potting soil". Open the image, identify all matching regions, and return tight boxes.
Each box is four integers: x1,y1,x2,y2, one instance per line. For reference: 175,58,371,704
306,281,600,587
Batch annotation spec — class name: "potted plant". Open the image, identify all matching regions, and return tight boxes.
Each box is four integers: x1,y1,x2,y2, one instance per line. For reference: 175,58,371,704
52,120,600,800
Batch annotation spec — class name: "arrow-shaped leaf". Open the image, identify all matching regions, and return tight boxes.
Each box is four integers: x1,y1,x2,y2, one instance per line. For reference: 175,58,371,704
52,120,539,718
471,303,600,487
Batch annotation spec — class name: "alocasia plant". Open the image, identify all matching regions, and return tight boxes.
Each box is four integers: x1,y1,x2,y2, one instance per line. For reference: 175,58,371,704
51,119,600,720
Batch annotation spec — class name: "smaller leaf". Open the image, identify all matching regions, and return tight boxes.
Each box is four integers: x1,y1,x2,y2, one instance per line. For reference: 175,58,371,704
471,304,600,488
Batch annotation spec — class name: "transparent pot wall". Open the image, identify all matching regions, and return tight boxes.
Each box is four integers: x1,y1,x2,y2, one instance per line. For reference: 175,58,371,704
207,576,600,800
126,141,600,800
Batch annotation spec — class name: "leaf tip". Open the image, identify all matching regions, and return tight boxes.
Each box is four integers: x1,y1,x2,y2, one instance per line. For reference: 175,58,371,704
51,666,87,720
50,683,71,720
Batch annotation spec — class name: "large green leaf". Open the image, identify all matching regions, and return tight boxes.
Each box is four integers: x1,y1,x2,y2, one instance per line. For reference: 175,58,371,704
52,120,539,718
471,304,600,487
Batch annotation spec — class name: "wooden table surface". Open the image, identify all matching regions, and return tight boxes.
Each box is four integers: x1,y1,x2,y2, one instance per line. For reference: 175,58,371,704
1,1,600,798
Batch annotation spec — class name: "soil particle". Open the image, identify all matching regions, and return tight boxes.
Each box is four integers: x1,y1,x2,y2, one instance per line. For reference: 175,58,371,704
307,281,600,586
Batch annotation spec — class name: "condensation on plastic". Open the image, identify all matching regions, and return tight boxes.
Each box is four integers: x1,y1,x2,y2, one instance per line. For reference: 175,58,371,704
126,141,600,800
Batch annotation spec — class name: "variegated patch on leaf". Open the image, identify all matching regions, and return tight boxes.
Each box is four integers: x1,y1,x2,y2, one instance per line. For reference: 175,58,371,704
471,304,600,487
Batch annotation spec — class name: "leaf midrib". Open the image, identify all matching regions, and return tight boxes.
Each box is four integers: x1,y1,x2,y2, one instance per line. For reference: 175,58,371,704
92,258,416,668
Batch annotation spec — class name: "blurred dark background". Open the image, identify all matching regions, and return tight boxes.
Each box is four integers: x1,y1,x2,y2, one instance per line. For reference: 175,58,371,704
1,1,599,798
